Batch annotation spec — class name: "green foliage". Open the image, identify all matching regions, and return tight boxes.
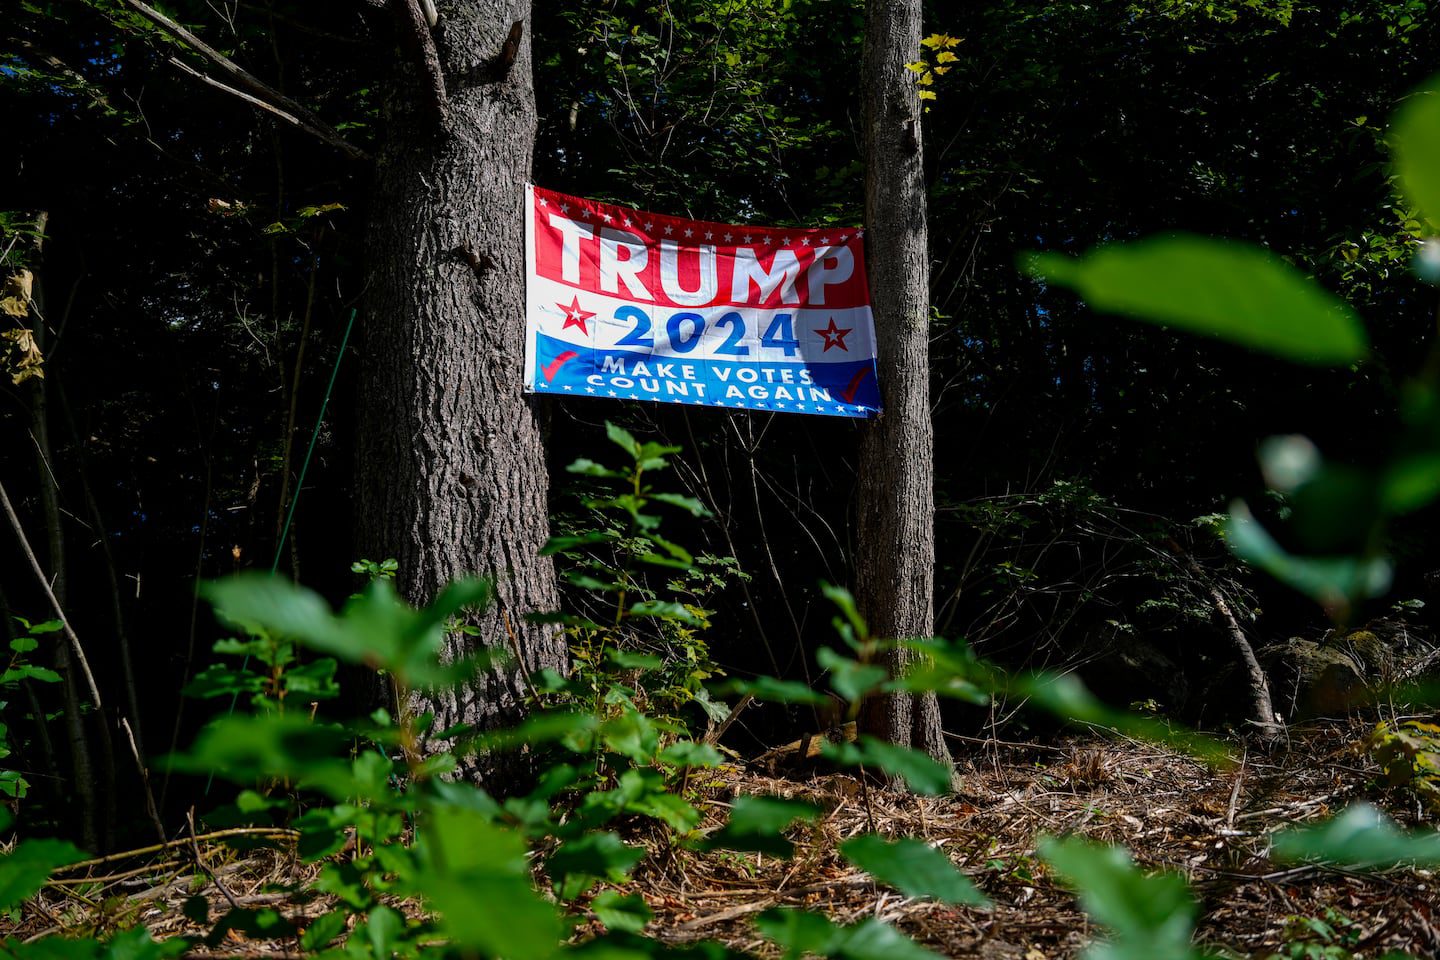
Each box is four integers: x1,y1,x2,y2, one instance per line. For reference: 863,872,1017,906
1040,836,1206,960
540,422,734,779
1391,80,1440,229
1366,719,1440,808
1024,235,1368,366
837,835,987,906
1266,908,1363,960
1,617,63,800
0,837,85,911
1027,70,1440,622
1272,802,1440,868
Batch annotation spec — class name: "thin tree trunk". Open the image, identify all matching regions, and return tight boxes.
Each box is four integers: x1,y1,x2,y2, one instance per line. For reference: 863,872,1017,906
357,1,565,784
1172,545,1283,745
855,0,953,773
20,212,106,846
55,377,146,761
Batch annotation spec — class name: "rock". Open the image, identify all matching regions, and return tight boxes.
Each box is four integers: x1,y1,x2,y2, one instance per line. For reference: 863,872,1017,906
1261,637,1366,717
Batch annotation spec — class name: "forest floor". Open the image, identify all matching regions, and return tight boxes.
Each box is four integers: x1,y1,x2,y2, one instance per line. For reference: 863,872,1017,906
15,718,1439,959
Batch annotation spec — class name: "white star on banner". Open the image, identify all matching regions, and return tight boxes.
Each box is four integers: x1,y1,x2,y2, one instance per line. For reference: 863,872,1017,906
608,390,618,396
602,212,613,223
664,225,674,235
776,402,786,408
796,403,806,410
562,385,572,391
629,394,639,400
586,387,596,393
801,237,811,246
839,234,849,241
539,197,548,207
819,236,829,245
723,232,733,241
537,381,547,389
683,228,694,238
704,231,713,240
762,237,771,246
742,234,752,243
856,228,865,237
560,202,569,213
645,221,654,230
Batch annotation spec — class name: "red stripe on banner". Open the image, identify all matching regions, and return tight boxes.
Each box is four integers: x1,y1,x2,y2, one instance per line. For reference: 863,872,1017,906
530,185,870,312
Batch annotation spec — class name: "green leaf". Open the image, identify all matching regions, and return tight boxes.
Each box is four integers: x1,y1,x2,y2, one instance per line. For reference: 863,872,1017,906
415,807,564,960
548,831,647,892
1272,803,1440,868
1023,235,1367,365
836,918,947,960
101,927,188,960
650,492,712,517
756,908,845,959
1392,79,1440,228
600,709,659,761
606,421,641,457
704,796,821,857
591,890,653,933
566,457,625,478
607,649,664,671
183,663,266,700
1039,836,1200,958
716,676,830,706
361,905,404,960
1381,453,1440,514
1015,673,1230,767
816,647,887,703
166,713,353,794
839,835,987,905
820,583,867,648
299,910,348,950
0,838,86,909
658,740,723,768
1225,502,1391,607
628,600,702,624
820,736,955,795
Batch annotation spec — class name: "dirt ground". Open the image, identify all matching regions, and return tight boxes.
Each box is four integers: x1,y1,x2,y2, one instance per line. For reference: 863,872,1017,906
13,719,1440,959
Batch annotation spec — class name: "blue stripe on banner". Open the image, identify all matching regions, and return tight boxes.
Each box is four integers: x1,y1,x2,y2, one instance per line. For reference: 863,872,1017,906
531,332,879,418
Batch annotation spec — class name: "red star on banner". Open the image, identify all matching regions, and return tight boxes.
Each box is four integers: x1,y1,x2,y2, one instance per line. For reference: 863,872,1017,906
815,317,853,352
558,295,595,335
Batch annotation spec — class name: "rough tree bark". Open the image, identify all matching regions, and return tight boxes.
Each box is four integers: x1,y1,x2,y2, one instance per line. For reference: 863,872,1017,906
357,0,565,781
855,0,953,771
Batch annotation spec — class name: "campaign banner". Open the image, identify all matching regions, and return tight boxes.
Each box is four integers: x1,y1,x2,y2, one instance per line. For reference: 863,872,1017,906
523,185,881,418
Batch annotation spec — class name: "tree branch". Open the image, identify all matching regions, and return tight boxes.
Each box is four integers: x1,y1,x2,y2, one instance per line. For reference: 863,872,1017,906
393,0,450,127
168,57,364,160
121,0,368,160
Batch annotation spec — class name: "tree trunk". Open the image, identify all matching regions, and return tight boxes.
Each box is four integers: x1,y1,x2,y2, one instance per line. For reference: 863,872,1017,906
357,0,565,783
855,0,953,773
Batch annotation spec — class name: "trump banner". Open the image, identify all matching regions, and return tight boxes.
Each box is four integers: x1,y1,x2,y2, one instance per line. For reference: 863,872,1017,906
523,185,880,418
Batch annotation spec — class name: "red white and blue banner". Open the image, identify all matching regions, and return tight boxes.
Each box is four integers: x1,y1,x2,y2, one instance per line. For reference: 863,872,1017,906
523,185,880,418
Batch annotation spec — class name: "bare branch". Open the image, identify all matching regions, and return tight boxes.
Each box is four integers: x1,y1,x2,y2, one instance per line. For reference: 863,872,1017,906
121,0,368,160
168,57,364,160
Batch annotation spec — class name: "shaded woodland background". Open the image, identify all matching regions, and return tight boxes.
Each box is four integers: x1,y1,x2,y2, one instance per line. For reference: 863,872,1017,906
3,0,1437,846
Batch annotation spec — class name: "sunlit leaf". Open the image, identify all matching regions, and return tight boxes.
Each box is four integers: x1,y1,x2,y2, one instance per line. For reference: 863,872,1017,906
1024,235,1367,365
1392,78,1440,227
1272,803,1440,868
703,796,820,857
839,835,987,905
